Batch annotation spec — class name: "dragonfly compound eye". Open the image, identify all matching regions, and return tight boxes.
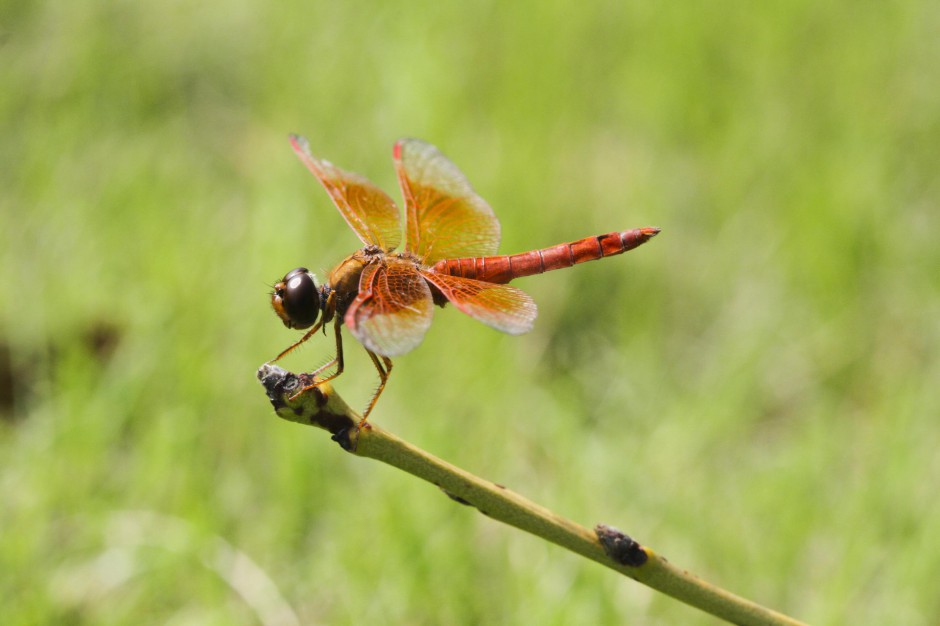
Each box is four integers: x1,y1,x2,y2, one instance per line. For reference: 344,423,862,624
272,267,320,329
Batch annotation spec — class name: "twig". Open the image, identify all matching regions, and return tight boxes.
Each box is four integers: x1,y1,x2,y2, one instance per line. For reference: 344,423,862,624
257,364,808,626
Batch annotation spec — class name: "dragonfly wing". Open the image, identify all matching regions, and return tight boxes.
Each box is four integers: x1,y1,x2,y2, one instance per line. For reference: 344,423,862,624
345,261,435,357
421,271,537,335
394,139,500,265
290,134,402,250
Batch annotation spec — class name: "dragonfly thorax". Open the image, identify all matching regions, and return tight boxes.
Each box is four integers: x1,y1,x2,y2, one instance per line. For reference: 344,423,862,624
326,252,373,319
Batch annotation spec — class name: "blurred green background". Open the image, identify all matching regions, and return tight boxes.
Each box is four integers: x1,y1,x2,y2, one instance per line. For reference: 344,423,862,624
2,1,939,624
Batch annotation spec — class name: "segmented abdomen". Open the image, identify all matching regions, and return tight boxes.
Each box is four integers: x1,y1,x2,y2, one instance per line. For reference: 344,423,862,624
429,227,659,284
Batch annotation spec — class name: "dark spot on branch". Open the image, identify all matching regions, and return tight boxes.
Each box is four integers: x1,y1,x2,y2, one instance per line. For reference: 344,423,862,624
595,524,648,567
441,488,473,506
437,486,492,516
331,427,354,451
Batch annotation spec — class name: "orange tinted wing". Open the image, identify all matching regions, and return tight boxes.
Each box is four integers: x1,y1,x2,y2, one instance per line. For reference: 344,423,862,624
290,134,402,250
394,139,500,264
345,260,434,357
421,271,537,335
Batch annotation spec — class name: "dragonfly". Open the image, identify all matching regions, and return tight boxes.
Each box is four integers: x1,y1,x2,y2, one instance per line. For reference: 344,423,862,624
270,135,660,423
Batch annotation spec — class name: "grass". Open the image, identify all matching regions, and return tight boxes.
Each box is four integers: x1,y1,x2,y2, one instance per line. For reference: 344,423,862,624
2,1,939,624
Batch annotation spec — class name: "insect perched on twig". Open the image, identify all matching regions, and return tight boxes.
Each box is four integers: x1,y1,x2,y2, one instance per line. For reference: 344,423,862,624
270,135,659,424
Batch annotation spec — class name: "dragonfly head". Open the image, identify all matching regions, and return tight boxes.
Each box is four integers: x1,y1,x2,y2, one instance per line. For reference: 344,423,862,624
271,267,322,329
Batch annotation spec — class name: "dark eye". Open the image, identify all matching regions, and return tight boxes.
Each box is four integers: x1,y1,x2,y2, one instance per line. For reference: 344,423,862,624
271,267,320,329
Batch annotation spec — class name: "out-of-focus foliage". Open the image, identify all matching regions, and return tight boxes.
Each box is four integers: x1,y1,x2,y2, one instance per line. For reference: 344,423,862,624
2,2,939,624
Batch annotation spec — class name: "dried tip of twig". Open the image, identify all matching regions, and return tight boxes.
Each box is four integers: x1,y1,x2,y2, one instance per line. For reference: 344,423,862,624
256,363,359,447
595,523,649,567
256,363,302,411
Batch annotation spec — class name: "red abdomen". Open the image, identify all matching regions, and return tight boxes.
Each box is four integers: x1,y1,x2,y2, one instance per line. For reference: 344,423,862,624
430,227,660,284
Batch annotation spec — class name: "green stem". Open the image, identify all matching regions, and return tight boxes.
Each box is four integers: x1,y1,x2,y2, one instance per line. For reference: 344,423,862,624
257,364,808,626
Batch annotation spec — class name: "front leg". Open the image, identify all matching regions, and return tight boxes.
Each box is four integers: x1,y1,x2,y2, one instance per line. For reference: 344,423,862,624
289,318,345,401
271,318,324,363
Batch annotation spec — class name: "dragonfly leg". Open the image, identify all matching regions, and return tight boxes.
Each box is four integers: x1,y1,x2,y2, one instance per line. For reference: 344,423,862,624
288,318,345,401
360,350,393,425
271,318,324,362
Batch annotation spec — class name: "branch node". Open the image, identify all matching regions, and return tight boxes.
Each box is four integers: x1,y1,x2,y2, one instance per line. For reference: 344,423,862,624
595,523,649,567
